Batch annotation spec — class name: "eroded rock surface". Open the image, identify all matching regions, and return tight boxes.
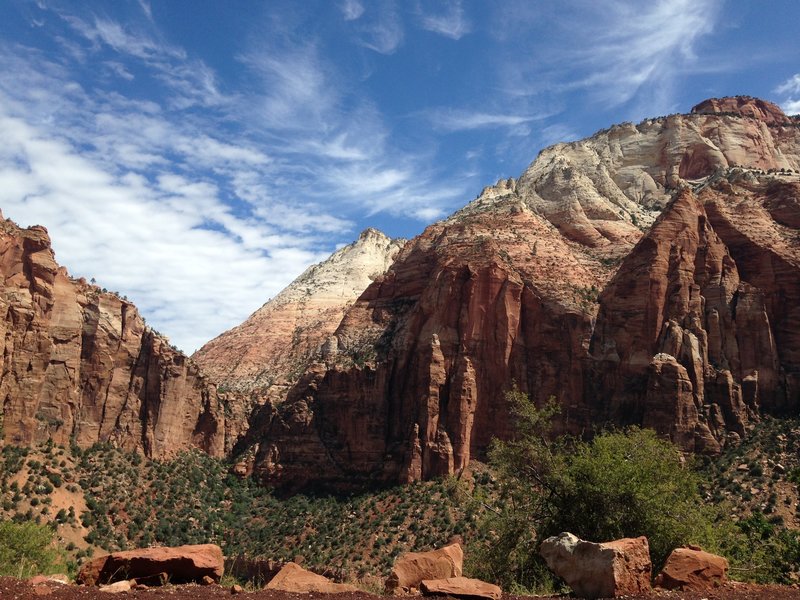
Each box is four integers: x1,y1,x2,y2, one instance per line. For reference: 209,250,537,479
193,228,404,399
241,98,800,489
76,544,224,586
540,532,652,599
0,216,229,458
265,562,358,594
420,577,502,600
655,546,729,590
385,543,464,593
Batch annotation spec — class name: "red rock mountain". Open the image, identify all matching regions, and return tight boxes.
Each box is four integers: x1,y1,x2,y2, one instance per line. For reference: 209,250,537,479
233,97,800,489
2,96,799,491
0,216,229,458
193,228,405,401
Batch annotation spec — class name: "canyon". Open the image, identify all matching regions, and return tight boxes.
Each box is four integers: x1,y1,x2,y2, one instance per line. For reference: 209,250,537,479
1,96,799,490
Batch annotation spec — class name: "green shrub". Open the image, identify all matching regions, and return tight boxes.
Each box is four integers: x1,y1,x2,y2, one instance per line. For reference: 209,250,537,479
468,388,714,591
0,520,65,578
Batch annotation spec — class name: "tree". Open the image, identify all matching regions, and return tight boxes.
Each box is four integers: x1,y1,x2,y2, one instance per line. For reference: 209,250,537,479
468,388,714,591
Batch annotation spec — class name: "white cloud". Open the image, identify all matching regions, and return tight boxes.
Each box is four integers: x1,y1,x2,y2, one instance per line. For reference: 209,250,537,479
783,100,800,115
426,109,543,131
776,74,800,95
418,1,471,40
340,0,365,21
355,3,404,54
63,14,225,110
0,6,471,353
103,60,134,80
775,74,800,115
491,0,722,117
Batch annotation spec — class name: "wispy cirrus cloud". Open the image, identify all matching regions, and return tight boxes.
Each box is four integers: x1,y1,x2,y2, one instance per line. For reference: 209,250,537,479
350,1,404,54
418,1,471,40
424,108,547,132
339,0,364,21
0,3,472,351
492,0,723,118
570,0,722,108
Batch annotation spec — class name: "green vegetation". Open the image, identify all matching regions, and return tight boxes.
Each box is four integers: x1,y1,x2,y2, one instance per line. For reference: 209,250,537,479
1,407,799,587
0,520,66,578
466,389,714,590
466,389,800,590
2,440,491,580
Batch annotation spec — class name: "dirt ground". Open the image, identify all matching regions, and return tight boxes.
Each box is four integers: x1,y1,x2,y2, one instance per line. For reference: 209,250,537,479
4,577,800,600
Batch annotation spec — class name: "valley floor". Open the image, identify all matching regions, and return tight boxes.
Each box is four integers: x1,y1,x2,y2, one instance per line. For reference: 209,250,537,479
3,578,800,600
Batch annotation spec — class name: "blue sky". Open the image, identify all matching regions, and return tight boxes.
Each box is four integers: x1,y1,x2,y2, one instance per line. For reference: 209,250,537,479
0,0,798,353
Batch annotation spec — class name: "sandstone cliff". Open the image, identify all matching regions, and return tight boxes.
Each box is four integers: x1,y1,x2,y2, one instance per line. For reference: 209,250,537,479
242,196,612,489
3,96,799,491
192,228,405,400
0,215,228,458
590,172,799,453
238,97,800,489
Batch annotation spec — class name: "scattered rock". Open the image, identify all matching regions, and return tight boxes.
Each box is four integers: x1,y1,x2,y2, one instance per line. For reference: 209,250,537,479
421,577,502,600
265,562,358,594
540,532,651,599
98,580,132,594
28,575,69,586
655,547,729,590
231,584,244,594
386,543,464,593
77,544,224,586
201,575,216,585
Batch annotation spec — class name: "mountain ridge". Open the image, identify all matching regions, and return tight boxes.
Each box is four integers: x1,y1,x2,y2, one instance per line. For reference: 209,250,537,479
1,96,799,493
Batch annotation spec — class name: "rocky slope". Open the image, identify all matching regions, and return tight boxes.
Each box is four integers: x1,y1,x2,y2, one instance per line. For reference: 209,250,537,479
236,97,800,489
0,215,228,458
193,229,405,401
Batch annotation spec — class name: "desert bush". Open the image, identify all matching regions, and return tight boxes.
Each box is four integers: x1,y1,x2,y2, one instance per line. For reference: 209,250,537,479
0,519,65,577
467,388,714,591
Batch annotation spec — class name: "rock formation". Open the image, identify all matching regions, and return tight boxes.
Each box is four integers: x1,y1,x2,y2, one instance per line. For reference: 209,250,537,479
243,195,608,489
76,544,224,586
654,546,729,591
691,95,794,126
590,175,800,452
0,216,229,458
539,532,652,599
386,543,464,593
193,228,404,399
3,96,799,492
420,577,502,600
265,562,358,593
237,97,800,489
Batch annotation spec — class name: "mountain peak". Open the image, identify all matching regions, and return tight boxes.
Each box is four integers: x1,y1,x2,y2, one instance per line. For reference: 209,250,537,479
690,95,791,125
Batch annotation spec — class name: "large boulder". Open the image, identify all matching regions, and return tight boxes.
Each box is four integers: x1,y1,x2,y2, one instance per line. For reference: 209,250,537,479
76,544,224,586
421,577,502,600
265,562,358,593
540,532,651,599
385,543,463,593
655,546,728,590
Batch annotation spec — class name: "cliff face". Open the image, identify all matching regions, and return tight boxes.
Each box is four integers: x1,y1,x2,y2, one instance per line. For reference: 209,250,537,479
244,197,611,489
0,217,228,458
192,229,405,402
515,101,799,250
589,174,799,453
239,97,800,489
3,97,799,491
